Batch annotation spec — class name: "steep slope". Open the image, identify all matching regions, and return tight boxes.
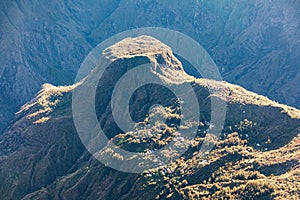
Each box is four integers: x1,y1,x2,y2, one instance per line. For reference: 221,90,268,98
0,0,121,133
0,36,299,199
1,0,300,134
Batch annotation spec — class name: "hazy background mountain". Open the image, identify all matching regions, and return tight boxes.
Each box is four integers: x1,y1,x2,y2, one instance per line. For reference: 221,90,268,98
0,0,121,133
0,0,299,134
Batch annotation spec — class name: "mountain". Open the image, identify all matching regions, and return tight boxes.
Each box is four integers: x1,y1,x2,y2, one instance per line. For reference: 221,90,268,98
1,0,300,134
0,36,299,199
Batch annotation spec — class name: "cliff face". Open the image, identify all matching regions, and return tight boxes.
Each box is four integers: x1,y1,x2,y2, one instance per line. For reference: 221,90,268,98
0,36,299,200
1,0,300,134
0,0,121,133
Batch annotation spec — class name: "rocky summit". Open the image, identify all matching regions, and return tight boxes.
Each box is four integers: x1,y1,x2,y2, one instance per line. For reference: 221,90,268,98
0,36,300,200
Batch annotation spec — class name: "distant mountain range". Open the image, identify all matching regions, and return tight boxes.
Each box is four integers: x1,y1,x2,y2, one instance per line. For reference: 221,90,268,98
1,0,300,134
0,36,299,199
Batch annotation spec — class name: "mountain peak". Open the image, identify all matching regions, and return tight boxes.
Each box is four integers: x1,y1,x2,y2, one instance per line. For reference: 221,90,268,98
103,35,172,60
102,35,191,83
